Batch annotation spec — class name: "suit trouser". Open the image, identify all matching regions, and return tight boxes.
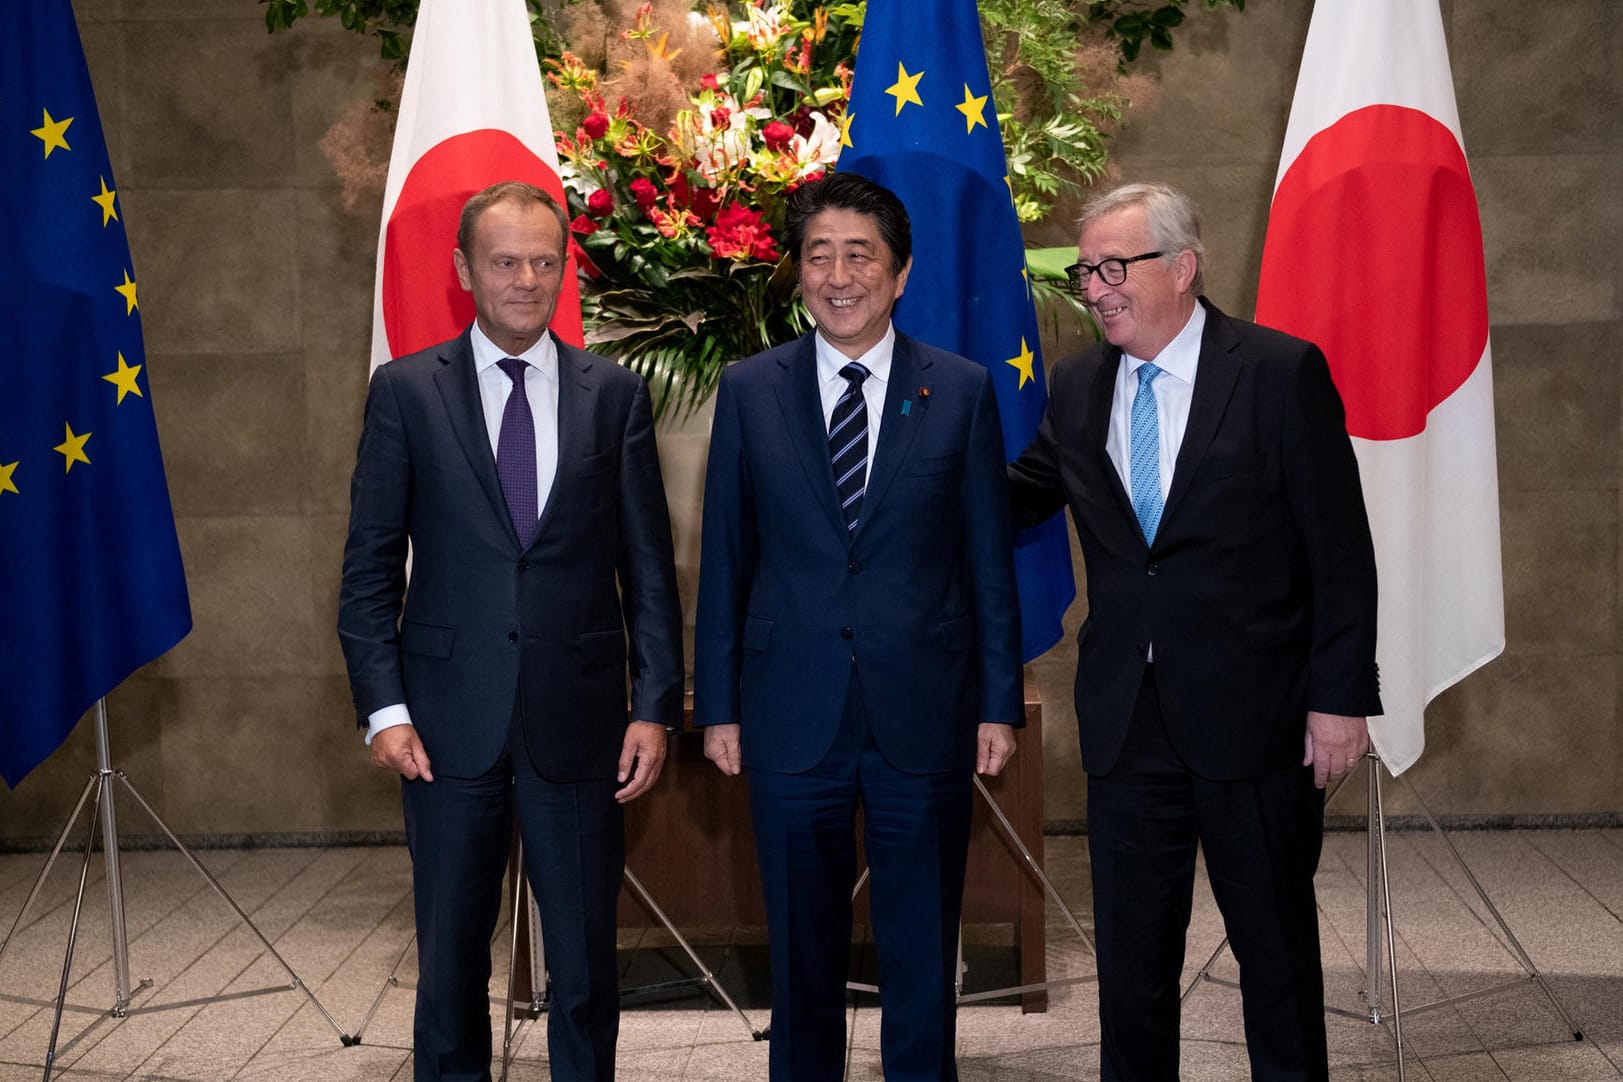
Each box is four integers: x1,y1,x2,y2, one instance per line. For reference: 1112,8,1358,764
747,673,973,1082
401,707,624,1082
1087,669,1328,1082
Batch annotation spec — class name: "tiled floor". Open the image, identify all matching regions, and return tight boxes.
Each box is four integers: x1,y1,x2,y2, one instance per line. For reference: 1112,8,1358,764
1,828,1619,1080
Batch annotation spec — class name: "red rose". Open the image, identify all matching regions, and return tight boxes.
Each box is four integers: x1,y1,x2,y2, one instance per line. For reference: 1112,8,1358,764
629,176,659,214
707,203,779,263
586,188,614,218
569,213,598,236
710,107,731,130
700,73,720,91
582,111,610,140
761,120,795,151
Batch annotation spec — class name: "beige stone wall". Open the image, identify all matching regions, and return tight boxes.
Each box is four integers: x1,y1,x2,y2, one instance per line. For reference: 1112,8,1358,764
1,0,1617,842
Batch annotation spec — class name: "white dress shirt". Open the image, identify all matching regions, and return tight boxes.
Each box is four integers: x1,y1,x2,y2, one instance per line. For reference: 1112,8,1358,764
815,324,895,480
365,325,563,744
1104,302,1206,500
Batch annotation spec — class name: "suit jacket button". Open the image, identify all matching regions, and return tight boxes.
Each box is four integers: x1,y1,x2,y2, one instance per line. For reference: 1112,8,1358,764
840,626,854,640
1147,563,1159,576
517,559,529,572
847,559,861,574
508,631,519,643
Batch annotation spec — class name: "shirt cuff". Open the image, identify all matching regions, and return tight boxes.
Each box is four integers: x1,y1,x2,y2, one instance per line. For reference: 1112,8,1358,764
365,703,413,746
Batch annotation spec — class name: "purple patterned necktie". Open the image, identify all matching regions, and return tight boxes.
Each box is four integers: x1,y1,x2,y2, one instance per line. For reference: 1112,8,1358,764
496,357,538,547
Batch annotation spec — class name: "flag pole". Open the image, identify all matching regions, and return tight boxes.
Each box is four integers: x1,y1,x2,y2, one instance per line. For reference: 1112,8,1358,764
91,700,133,1015
0,698,356,1075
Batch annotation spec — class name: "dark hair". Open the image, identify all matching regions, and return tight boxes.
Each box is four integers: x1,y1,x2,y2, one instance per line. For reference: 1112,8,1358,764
783,172,911,272
457,181,570,256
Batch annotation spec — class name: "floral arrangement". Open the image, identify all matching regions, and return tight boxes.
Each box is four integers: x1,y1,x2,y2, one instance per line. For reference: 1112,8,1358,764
548,2,859,418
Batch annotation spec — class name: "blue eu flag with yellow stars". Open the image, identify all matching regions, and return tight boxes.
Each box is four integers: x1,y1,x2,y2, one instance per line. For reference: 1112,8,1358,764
840,0,1074,661
0,0,191,787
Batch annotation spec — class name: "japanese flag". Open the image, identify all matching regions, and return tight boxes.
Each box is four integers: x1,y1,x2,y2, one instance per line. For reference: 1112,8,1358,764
1255,0,1504,775
370,0,582,373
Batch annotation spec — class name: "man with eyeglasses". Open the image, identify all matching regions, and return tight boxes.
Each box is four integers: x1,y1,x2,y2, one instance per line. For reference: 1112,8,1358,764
1008,182,1382,1082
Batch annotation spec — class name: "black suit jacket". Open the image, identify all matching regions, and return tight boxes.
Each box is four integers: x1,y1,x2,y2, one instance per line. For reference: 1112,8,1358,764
338,328,683,781
1009,300,1381,780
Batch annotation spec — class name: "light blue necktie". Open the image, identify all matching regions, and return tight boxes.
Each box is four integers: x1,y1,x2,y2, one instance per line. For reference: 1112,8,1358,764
1129,362,1164,545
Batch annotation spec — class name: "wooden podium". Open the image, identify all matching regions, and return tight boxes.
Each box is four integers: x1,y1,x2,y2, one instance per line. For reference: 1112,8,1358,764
512,680,1049,1012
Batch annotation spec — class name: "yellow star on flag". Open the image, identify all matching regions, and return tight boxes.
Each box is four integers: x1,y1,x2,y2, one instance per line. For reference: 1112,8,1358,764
1006,337,1036,389
0,461,18,496
32,108,73,158
956,85,988,133
93,176,119,225
838,110,854,149
114,268,138,314
103,352,144,404
55,424,91,472
886,63,924,116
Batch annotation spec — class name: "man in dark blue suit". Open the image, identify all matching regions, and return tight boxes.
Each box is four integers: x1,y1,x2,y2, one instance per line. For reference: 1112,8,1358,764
1009,182,1381,1081
338,181,683,1082
693,172,1025,1082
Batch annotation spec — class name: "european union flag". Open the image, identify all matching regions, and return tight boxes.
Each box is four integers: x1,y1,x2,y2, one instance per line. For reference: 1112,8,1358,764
0,1,191,787
840,0,1074,660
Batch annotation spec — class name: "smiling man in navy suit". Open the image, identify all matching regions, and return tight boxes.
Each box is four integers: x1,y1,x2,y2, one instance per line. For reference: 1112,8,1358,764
1009,182,1382,1082
694,172,1024,1082
339,181,683,1082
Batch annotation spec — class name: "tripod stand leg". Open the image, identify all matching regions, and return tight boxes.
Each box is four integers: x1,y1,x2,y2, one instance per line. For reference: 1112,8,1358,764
42,778,105,1082
1397,773,1585,1040
970,775,1092,948
621,869,763,1039
500,841,524,1082
113,775,354,1043
0,775,97,976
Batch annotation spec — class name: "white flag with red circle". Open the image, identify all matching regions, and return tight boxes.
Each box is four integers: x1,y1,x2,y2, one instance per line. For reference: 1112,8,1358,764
1255,0,1504,775
370,0,582,373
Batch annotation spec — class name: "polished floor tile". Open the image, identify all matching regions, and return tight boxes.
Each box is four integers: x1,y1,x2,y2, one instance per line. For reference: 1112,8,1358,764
0,829,1618,1080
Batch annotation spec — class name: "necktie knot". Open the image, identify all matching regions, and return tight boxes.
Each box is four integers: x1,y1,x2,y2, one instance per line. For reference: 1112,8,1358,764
498,356,528,385
839,362,869,389
1137,361,1163,389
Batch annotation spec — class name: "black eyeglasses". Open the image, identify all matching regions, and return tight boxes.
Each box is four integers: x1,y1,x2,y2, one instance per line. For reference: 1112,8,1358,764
1065,251,1164,296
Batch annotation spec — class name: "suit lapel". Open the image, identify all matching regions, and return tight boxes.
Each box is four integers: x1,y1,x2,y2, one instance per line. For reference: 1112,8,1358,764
433,330,515,542
536,334,595,544
1163,301,1241,529
854,334,926,537
773,334,847,537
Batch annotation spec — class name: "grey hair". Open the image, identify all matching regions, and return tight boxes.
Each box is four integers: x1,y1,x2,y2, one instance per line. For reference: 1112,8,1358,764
1077,182,1206,296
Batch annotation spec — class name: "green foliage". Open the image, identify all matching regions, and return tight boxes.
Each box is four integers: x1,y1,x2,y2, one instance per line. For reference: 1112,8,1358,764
1082,0,1246,65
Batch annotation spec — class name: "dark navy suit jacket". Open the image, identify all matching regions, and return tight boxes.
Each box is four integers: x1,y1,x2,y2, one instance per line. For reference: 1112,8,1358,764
338,328,683,781
1008,300,1382,781
692,330,1024,772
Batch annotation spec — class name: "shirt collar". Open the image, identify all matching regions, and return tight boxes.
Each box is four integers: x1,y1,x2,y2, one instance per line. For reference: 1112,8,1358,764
1125,301,1205,385
815,324,895,387
470,322,558,381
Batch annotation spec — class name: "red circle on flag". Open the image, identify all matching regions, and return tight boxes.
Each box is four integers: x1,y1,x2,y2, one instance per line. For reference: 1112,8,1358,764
1255,105,1488,441
381,129,583,357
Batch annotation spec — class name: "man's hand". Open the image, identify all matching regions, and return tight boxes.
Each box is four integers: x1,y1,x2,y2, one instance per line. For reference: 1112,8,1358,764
703,723,743,776
1303,711,1370,789
615,721,668,803
371,724,434,782
976,723,1017,776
